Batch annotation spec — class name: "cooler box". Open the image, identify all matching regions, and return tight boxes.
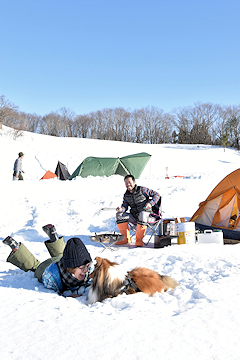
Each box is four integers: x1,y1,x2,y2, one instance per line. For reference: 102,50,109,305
197,230,223,245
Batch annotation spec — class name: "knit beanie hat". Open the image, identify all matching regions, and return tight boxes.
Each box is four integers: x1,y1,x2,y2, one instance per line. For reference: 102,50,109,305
61,237,92,269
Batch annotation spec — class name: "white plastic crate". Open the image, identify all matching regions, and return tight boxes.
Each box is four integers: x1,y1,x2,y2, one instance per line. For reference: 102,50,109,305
197,230,223,245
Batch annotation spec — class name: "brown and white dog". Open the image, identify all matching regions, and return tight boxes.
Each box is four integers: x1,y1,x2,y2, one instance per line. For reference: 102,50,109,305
87,257,179,304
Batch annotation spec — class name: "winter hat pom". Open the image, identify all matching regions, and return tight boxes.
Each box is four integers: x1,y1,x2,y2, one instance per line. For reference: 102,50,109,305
61,237,92,269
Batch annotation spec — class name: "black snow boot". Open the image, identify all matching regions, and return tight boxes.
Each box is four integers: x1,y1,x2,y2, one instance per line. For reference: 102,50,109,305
3,236,20,250
42,224,59,242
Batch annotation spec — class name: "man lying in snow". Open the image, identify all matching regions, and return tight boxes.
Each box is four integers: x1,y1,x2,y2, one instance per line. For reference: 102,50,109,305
3,225,93,297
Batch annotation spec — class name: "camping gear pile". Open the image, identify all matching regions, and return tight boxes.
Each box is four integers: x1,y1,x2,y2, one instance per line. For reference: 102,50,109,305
91,167,240,246
40,159,240,243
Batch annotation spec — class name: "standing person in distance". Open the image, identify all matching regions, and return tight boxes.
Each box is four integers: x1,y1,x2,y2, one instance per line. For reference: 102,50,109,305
13,152,25,180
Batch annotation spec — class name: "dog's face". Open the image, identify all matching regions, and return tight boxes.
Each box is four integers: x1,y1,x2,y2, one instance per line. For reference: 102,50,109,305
90,257,118,278
87,257,126,304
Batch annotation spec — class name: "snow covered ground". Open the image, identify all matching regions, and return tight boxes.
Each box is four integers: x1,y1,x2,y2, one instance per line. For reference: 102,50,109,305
1,125,240,360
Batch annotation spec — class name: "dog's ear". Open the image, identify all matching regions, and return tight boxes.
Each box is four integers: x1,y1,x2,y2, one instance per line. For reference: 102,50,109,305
90,257,103,279
95,257,102,266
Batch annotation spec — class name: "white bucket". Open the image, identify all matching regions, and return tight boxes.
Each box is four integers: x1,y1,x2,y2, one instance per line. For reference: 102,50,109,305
177,222,196,244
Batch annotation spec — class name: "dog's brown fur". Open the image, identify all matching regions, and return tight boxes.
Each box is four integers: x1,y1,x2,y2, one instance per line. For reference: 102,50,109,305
127,267,179,295
89,257,123,303
88,257,179,304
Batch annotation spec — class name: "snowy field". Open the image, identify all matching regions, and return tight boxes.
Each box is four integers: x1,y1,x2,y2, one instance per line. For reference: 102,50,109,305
1,125,240,360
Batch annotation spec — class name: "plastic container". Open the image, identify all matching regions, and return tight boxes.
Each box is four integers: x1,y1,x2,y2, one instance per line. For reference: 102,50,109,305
154,235,171,248
177,222,196,244
197,230,223,245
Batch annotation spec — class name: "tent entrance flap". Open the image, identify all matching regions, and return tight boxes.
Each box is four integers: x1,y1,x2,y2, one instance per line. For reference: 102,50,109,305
213,194,236,228
229,196,238,228
115,159,130,176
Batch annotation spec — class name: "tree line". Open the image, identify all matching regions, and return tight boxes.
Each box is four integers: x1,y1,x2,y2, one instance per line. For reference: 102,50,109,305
1,94,240,149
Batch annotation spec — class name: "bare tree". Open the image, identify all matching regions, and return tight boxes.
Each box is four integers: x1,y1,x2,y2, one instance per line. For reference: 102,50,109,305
39,112,63,136
173,102,221,144
58,107,75,137
3,93,240,150
103,107,131,141
73,114,93,138
173,106,192,144
224,105,240,150
130,109,145,143
0,95,18,129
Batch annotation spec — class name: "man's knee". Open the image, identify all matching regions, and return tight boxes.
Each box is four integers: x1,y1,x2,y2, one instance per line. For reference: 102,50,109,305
116,212,130,224
138,211,150,225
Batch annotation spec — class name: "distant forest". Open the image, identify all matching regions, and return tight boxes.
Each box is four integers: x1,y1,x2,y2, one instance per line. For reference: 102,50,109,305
1,95,240,149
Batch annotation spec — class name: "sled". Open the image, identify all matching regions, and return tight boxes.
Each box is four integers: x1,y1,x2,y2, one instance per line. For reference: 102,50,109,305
89,232,124,251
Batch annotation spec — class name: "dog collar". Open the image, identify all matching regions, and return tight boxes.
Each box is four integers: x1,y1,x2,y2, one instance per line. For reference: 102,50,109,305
120,274,141,294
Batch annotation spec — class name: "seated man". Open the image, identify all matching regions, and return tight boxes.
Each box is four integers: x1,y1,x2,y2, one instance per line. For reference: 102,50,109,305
115,175,160,247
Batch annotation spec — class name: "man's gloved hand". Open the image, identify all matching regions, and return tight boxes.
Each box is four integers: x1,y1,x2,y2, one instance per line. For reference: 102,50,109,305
144,202,152,210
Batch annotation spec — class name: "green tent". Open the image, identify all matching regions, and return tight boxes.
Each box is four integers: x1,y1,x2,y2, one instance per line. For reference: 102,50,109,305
69,152,151,180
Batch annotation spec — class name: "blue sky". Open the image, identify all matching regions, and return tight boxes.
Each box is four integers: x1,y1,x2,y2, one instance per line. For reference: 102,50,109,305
1,0,240,116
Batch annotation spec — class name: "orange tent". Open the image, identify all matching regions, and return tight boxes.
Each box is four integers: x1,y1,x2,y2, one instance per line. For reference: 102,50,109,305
190,168,240,239
40,170,58,180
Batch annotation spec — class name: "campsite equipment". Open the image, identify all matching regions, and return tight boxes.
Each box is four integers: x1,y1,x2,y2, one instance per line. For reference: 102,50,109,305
55,161,70,180
159,218,188,246
190,168,240,240
158,219,178,246
177,222,196,244
40,170,58,180
197,230,223,245
89,232,124,251
70,152,151,180
160,219,176,236
154,235,171,248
